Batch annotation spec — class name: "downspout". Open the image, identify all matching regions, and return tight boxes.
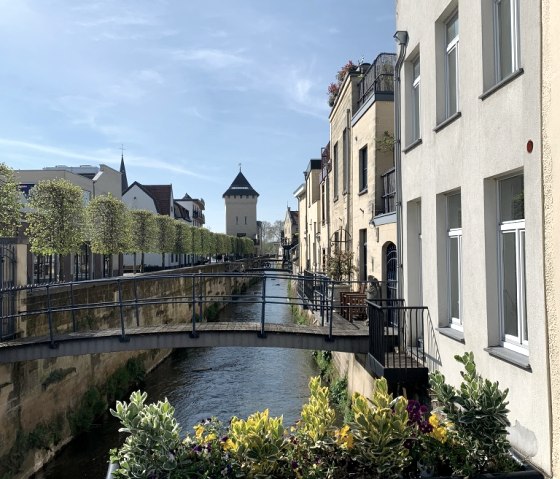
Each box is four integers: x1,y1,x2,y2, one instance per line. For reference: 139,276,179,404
393,30,409,300
346,108,352,255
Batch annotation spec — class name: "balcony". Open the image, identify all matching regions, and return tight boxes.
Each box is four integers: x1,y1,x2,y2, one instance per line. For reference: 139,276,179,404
366,299,429,384
357,53,397,110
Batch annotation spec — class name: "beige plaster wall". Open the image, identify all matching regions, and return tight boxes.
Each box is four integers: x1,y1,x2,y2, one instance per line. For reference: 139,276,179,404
397,0,550,473
224,196,258,239
351,99,395,282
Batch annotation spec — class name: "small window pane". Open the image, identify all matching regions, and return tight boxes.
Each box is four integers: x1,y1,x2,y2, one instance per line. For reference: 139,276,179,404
498,0,513,79
447,193,462,229
502,231,518,337
413,85,420,140
500,175,524,221
446,15,458,42
413,59,420,80
521,230,527,341
449,236,460,319
447,47,458,116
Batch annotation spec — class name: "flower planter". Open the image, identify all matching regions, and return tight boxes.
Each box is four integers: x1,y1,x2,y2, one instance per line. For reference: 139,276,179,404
431,471,542,479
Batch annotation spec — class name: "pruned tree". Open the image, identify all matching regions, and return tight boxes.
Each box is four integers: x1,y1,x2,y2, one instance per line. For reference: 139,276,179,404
192,227,203,257
130,210,157,273
26,178,86,280
154,215,176,269
0,163,22,238
86,194,131,277
174,221,192,267
261,220,283,255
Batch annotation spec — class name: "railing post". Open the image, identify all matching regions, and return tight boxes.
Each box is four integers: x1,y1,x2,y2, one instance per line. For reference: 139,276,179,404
117,279,128,342
198,271,203,325
319,276,325,327
70,282,76,332
190,274,198,338
325,281,334,342
259,272,266,338
46,284,57,349
133,276,140,327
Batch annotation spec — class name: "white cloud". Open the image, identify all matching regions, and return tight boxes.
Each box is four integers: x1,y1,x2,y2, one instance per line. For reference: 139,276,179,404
170,48,250,69
0,138,214,180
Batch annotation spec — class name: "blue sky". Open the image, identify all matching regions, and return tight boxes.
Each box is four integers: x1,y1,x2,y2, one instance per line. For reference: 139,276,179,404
0,0,395,232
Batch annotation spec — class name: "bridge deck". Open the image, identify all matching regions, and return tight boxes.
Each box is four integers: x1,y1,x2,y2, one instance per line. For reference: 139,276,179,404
0,320,369,363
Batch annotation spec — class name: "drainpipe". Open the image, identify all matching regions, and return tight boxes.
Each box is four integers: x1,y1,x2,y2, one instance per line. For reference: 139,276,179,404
346,108,352,255
393,30,408,300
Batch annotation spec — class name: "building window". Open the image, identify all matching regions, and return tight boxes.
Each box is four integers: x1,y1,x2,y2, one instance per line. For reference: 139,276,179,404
359,228,367,281
447,192,462,328
494,0,520,82
498,174,526,352
411,57,421,142
236,216,239,225
445,13,459,118
245,216,247,225
359,146,368,192
333,142,339,198
342,128,349,194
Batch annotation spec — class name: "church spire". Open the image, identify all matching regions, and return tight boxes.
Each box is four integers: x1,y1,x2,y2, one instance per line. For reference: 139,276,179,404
119,145,128,194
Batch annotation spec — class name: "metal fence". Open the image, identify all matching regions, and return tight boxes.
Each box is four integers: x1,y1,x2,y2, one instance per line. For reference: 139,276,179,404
367,299,427,370
0,241,16,339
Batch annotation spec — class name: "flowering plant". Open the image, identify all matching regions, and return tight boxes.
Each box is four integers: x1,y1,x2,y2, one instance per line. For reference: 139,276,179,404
327,60,357,107
110,363,521,479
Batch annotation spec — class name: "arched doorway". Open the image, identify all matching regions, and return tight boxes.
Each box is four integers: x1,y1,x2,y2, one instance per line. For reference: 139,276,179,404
385,242,397,300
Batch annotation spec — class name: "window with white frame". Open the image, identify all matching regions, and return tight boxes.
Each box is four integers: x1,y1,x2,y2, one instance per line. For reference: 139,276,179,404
358,146,367,192
498,174,526,352
447,192,462,328
445,13,459,117
493,0,520,82
411,57,421,142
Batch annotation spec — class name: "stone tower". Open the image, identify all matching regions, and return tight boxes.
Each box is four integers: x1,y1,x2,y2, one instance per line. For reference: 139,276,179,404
223,169,259,240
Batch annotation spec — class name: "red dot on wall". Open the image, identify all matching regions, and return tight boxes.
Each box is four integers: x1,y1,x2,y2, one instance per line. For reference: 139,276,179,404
527,140,534,153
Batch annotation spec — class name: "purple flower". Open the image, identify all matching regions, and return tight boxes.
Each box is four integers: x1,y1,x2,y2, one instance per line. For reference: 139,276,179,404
291,461,299,469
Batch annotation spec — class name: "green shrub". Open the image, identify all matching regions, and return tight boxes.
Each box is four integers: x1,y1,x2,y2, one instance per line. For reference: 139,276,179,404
429,352,517,476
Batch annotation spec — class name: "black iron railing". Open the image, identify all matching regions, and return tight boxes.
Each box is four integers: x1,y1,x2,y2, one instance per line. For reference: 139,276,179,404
367,299,427,370
357,53,397,109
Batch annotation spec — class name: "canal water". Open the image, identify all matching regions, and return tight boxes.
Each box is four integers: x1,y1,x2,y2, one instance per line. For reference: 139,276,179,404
37,275,320,479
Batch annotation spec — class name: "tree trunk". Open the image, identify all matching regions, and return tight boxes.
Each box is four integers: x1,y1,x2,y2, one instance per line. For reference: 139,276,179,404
161,253,165,270
141,252,145,273
133,252,137,274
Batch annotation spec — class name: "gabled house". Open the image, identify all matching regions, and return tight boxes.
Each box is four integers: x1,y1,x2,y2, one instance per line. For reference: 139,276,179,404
281,207,299,263
122,182,178,270
175,192,205,228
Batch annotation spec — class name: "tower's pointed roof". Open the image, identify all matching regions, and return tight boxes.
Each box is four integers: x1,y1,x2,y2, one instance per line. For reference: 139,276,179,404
222,171,259,198
119,154,128,194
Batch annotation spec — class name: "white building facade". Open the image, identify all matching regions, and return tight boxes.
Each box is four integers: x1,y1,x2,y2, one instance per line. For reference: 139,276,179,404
396,0,550,473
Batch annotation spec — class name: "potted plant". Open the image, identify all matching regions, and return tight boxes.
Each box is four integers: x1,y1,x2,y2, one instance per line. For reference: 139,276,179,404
326,249,356,282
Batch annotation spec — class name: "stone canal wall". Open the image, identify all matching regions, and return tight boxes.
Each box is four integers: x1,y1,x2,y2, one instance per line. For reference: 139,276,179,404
0,262,254,479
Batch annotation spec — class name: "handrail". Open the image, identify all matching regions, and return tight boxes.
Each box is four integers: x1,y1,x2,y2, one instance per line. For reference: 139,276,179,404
0,271,344,346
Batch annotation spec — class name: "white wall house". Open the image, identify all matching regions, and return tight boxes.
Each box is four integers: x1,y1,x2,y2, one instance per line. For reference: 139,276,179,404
122,182,179,270
396,0,550,473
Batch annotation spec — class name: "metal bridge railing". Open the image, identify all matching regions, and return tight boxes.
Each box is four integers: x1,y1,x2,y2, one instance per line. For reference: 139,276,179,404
0,270,339,347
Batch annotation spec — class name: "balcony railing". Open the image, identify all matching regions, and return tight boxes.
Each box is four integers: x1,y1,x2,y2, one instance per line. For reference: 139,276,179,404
367,299,428,382
380,167,396,215
357,53,397,109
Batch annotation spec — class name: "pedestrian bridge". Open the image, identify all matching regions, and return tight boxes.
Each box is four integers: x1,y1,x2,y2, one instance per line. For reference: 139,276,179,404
0,321,368,363
0,268,369,363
